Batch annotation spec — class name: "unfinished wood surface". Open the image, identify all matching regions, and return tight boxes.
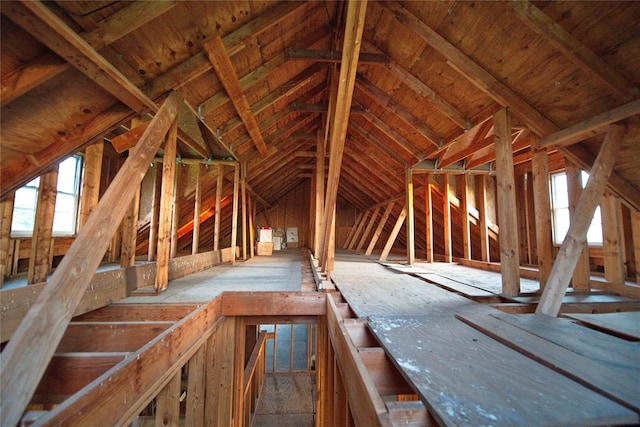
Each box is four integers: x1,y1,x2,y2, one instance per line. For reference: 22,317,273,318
379,204,407,262
155,118,178,292
458,311,640,414
565,159,591,290
537,125,623,316
601,193,626,284
357,206,381,252
0,193,15,288
27,167,58,285
231,163,239,265
368,314,637,426
442,174,452,263
633,211,640,284
241,165,248,260
222,292,326,317
563,312,640,341
319,0,367,271
531,146,553,288
366,202,395,256
405,168,415,265
0,92,182,427
214,165,223,251
459,174,471,260
77,141,104,231
348,210,369,251
205,317,235,427
494,109,521,296
424,179,433,262
170,163,181,258
156,371,181,426
192,164,202,255
120,182,140,268
476,175,491,262
314,130,325,258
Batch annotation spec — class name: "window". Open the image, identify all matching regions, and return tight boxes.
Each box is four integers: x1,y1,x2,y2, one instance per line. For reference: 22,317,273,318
11,156,83,237
550,171,602,245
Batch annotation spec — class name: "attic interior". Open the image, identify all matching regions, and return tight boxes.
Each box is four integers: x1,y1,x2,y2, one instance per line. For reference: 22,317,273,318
1,0,640,425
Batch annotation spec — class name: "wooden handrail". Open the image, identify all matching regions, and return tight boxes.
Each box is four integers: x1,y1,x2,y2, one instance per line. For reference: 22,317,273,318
243,331,268,395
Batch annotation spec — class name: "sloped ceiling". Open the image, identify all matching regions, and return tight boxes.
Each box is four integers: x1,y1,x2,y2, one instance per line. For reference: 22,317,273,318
1,1,639,212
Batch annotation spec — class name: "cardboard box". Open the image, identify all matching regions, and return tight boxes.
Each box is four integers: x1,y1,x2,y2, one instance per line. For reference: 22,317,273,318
256,241,273,256
272,236,282,250
258,227,273,242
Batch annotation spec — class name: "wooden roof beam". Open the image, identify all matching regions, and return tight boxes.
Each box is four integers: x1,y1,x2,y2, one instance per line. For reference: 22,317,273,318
319,0,368,268
1,0,176,107
290,102,365,114
285,48,389,64
360,111,423,160
382,2,558,137
538,98,640,148
509,1,638,101
354,78,442,147
6,1,157,114
202,35,269,157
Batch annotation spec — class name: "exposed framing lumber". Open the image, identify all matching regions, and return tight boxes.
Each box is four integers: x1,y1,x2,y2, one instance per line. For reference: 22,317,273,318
382,2,558,137
537,124,623,316
0,0,176,107
192,164,202,255
202,35,269,157
538,99,640,149
494,109,521,295
476,175,491,262
241,164,248,261
601,193,626,284
7,1,157,113
214,165,224,251
348,210,370,251
406,167,416,265
366,201,395,256
632,211,640,285
459,174,471,260
285,48,389,64
357,207,381,253
319,0,368,271
77,141,104,231
565,159,591,290
425,178,434,262
231,163,240,265
0,92,182,426
531,146,553,288
27,167,58,285
0,194,14,287
155,118,178,292
344,211,364,250
120,183,141,268
442,174,452,263
509,1,638,101
314,130,325,258
379,204,407,262
185,345,206,426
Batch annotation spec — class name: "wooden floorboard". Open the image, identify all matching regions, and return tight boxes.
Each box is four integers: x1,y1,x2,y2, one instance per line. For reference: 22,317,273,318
563,312,640,341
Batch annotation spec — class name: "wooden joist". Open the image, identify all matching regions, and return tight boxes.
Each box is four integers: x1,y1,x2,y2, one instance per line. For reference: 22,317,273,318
0,91,183,427
285,48,389,64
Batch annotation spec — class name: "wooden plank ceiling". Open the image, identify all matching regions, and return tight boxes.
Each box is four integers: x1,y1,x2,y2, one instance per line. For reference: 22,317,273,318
1,1,639,213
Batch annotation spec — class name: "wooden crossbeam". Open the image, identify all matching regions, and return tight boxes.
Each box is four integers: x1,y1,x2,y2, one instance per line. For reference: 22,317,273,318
537,125,623,316
1,0,175,107
285,48,389,64
0,92,183,426
202,35,269,157
8,1,157,113
509,1,638,101
379,204,407,262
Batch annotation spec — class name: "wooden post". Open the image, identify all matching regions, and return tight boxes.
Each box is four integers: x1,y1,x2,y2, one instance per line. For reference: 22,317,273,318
601,192,626,284
565,159,591,290
120,184,140,268
185,345,206,427
365,201,395,256
77,141,103,230
327,206,336,277
460,174,471,260
532,146,553,288
494,108,521,296
192,164,202,255
249,195,255,258
241,163,248,260
170,163,182,258
315,130,325,258
442,174,452,263
356,206,380,252
425,176,433,262
536,124,622,317
214,165,223,252
0,92,182,426
231,163,240,265
406,167,415,265
156,371,181,426
632,211,640,285
525,172,537,265
0,193,15,287
155,118,178,292
379,204,407,262
27,167,58,285
148,166,161,261
232,317,246,427
477,175,490,262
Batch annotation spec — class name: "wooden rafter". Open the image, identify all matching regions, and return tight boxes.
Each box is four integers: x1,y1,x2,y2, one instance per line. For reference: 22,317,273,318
0,0,176,107
285,48,389,64
6,1,157,113
361,112,423,160
509,1,638,101
202,35,269,157
0,92,183,426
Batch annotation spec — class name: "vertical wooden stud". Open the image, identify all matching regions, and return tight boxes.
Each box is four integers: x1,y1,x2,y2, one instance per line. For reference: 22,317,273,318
120,183,140,268
425,176,433,262
185,345,206,427
532,146,553,288
192,164,202,255
241,164,247,261
315,130,325,258
565,159,591,290
601,192,626,284
0,193,15,287
77,141,104,231
231,164,240,265
406,167,415,265
28,167,58,284
477,175,490,262
148,166,161,261
170,163,182,258
631,211,640,284
156,371,181,426
155,118,178,292
460,174,471,260
248,195,255,259
494,108,521,295
214,165,223,252
442,174,452,263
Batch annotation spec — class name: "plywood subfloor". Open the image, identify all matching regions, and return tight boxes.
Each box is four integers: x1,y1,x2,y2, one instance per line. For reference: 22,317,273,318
331,251,639,426
252,372,315,427
121,249,306,304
